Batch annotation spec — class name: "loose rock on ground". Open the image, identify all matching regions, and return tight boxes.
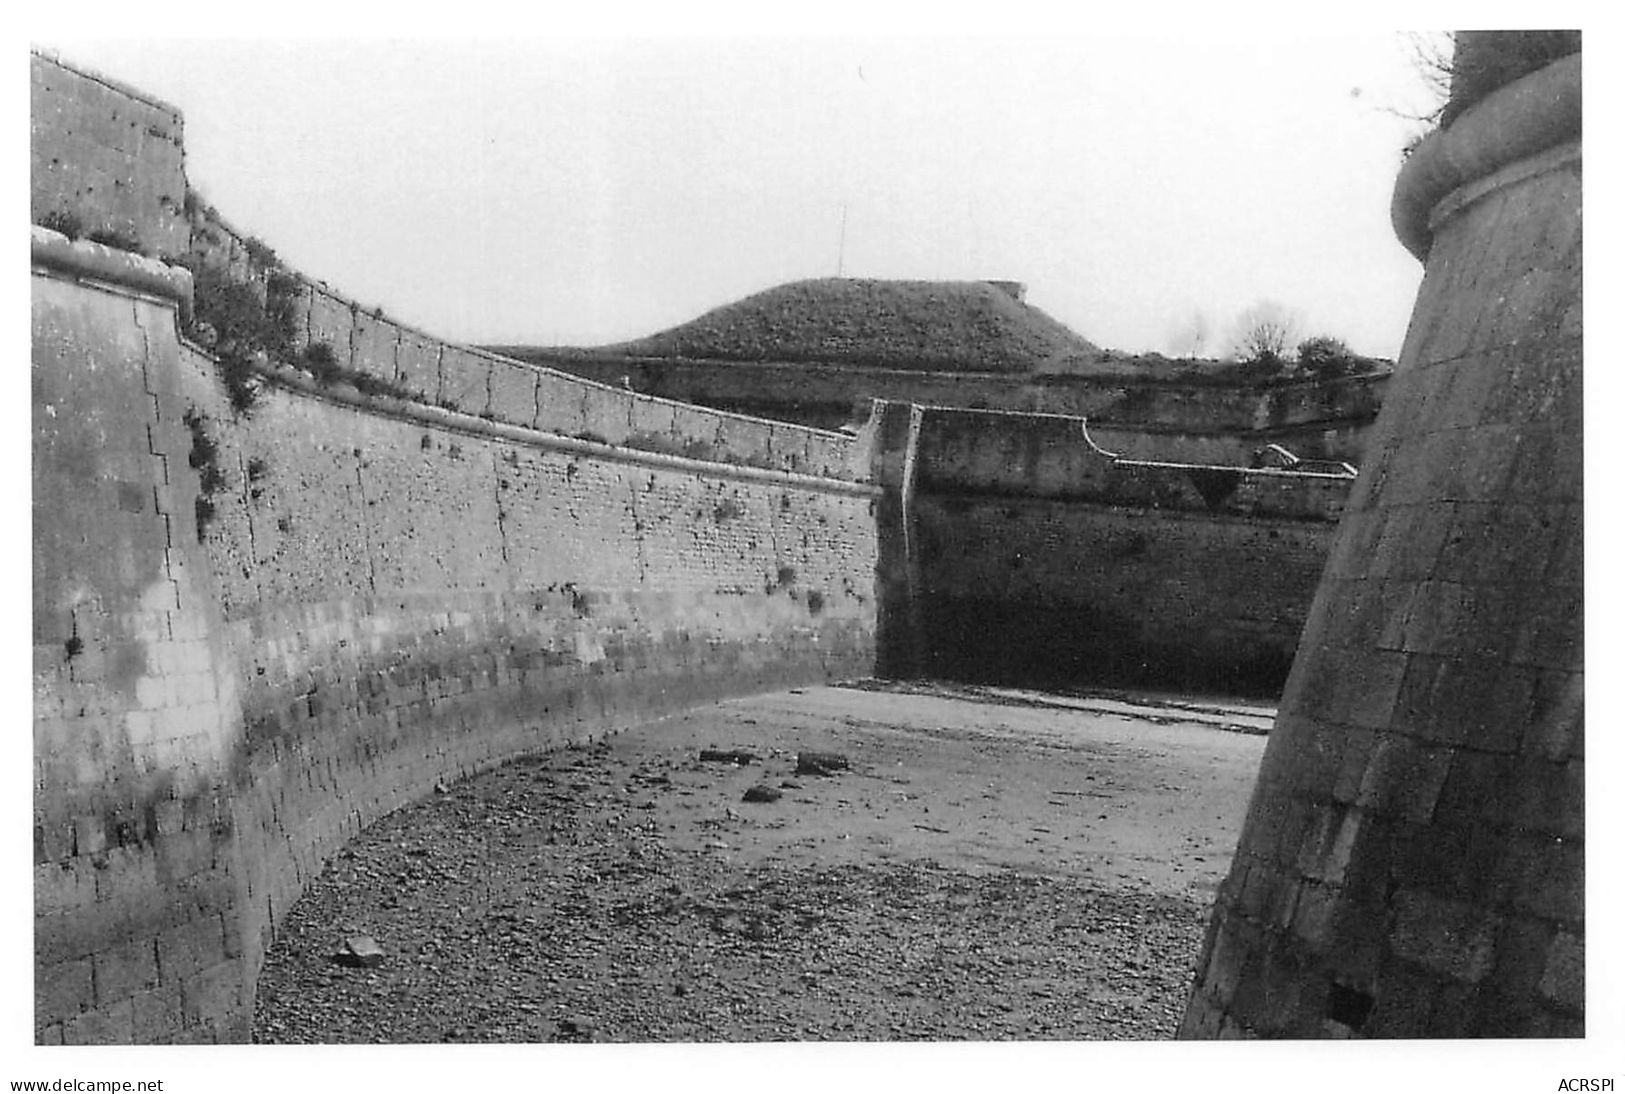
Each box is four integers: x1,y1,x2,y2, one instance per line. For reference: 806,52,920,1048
253,681,1267,1043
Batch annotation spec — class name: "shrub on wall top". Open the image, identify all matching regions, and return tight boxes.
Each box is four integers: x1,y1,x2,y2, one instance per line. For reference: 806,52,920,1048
1294,336,1383,381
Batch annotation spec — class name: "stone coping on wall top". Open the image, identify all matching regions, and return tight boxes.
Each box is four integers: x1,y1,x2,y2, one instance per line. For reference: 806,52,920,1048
529,349,1393,396
193,207,854,447
1426,140,1581,237
915,402,1093,424
491,352,857,444
31,48,184,118
31,226,871,492
528,348,1016,379
915,400,1374,441
916,404,1356,481
1110,458,1356,481
213,358,882,499
1082,417,1378,440
1392,51,1581,260
1092,440,1356,483
32,226,193,322
29,46,843,453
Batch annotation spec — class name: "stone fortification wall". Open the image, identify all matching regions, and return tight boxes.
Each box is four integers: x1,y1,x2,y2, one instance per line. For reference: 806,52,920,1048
33,231,876,1046
873,406,1350,696
28,50,859,487
513,350,1389,466
181,209,858,483
1181,44,1581,1038
32,52,878,1045
30,51,190,258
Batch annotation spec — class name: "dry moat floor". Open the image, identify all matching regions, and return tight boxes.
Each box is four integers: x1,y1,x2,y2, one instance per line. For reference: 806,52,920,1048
253,681,1269,1043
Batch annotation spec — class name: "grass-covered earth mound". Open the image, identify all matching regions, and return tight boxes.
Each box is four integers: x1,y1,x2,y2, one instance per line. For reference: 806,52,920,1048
494,277,1390,388
585,278,1104,374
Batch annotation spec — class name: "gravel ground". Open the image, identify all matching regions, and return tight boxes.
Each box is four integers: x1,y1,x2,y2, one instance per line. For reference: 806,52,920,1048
253,682,1266,1043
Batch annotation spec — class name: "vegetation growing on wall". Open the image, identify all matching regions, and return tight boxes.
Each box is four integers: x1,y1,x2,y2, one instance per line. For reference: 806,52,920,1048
299,342,342,384
1092,348,1388,387
35,208,147,254
184,406,229,539
347,371,417,401
1412,31,1582,129
38,209,84,239
167,189,831,476
181,261,278,415
1228,300,1300,369
621,431,721,462
1125,301,1386,385
178,195,425,413
244,456,271,502
1397,31,1580,157
1294,336,1366,379
620,429,783,472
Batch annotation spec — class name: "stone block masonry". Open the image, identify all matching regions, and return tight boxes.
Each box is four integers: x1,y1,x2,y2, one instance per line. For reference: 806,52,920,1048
912,496,1332,696
33,229,878,1044
1180,44,1582,1038
517,350,1392,466
30,51,189,259
31,47,879,1043
28,49,861,490
34,241,253,1043
172,196,859,482
871,404,1351,696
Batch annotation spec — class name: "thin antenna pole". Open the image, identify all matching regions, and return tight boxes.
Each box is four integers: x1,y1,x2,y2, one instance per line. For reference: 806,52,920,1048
836,202,848,277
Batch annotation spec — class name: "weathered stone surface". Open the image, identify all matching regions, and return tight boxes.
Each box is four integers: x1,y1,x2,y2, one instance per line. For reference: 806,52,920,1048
699,749,757,765
795,751,851,777
332,936,385,968
30,54,880,1047
1181,42,1583,1040
507,348,1392,466
30,53,189,258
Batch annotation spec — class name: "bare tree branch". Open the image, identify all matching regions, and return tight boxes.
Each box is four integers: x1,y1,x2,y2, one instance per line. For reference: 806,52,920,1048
1228,301,1300,365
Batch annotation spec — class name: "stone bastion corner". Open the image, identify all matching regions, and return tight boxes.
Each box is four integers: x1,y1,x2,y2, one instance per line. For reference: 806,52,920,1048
1182,40,1582,1039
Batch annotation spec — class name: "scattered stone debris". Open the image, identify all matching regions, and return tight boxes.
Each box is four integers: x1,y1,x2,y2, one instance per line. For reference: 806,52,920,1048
699,748,757,765
256,687,1252,1043
555,1018,592,1042
331,936,385,968
743,785,783,803
796,751,851,777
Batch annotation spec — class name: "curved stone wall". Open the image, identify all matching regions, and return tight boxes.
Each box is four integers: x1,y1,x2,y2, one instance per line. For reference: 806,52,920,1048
33,228,878,1045
1180,46,1582,1038
32,50,880,1044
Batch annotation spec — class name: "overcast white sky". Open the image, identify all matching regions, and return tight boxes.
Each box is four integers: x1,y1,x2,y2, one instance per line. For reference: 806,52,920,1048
40,32,1443,359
